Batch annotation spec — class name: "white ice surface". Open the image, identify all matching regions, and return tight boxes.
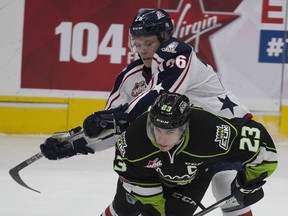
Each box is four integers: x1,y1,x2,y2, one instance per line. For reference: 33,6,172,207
0,134,287,216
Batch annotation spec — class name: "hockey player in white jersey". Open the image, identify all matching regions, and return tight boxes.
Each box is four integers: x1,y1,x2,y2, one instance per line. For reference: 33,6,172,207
41,9,254,216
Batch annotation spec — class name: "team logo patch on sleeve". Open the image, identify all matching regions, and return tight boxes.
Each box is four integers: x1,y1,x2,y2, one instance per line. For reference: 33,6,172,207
117,132,127,157
215,124,231,150
161,41,179,53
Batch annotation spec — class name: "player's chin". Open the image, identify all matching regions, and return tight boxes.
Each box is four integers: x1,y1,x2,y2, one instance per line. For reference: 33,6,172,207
158,144,170,152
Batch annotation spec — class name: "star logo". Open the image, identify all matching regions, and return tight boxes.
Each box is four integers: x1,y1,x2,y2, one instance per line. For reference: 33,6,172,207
158,0,241,71
218,95,238,114
153,83,164,93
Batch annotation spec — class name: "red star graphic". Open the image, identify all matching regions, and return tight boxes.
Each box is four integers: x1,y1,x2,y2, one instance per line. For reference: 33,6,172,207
162,0,241,71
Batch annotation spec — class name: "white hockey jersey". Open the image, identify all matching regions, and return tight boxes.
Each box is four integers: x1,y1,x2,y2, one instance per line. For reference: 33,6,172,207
105,37,250,121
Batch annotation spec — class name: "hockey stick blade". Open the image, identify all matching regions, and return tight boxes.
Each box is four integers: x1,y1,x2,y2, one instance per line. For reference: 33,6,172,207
9,152,43,193
193,194,235,216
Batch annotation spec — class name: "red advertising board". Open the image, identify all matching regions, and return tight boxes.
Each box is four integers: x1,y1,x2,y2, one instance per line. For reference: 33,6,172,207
21,0,243,91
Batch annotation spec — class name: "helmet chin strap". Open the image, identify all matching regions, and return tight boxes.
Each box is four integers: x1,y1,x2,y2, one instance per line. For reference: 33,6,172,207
175,136,185,146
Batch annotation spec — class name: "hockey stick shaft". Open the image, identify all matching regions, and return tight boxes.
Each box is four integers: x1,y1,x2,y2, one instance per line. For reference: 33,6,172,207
193,194,235,216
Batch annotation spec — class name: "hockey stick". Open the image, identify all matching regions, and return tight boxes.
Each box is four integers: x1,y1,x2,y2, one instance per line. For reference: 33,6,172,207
193,194,235,216
9,127,117,193
9,129,88,193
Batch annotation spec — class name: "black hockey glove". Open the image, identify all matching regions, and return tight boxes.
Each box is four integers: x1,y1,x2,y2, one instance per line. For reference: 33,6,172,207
231,170,267,206
40,127,94,160
83,103,129,138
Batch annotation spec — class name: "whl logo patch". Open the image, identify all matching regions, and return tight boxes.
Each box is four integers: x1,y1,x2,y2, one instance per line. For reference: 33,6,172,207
145,158,162,169
131,81,146,97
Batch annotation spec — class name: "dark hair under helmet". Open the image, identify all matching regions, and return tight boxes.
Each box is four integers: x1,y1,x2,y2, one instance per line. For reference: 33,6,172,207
149,92,191,129
130,9,173,38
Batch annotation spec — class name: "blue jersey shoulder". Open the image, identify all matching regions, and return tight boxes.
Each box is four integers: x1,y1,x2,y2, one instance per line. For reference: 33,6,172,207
156,37,193,59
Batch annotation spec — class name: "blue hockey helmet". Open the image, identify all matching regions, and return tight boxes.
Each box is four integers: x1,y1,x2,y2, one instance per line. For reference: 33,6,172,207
130,9,173,40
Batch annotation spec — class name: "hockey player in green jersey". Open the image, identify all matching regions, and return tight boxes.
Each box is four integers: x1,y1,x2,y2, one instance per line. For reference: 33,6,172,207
101,92,277,216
